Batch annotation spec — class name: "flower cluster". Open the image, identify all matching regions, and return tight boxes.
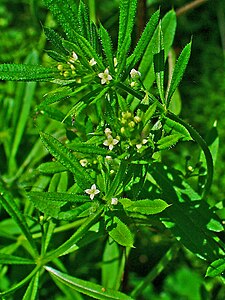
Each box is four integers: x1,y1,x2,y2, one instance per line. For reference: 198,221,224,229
57,51,98,83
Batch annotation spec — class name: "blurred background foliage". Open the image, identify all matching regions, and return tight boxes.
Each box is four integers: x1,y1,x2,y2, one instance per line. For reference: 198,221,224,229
0,0,225,299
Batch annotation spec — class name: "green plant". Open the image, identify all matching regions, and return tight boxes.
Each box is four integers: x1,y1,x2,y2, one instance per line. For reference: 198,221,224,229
0,0,224,299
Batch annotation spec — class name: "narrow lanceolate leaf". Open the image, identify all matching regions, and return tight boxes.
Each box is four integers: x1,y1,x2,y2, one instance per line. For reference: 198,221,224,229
37,162,67,174
44,27,68,55
117,0,137,56
39,132,92,189
0,180,38,256
72,31,105,69
22,272,40,300
102,239,121,289
43,0,79,41
206,258,225,277
127,9,160,68
68,142,115,157
125,199,169,215
99,24,114,73
27,192,90,219
106,161,128,199
153,23,165,103
0,64,58,81
105,211,134,247
0,254,34,265
142,101,158,127
28,192,90,204
37,87,74,109
45,266,134,300
78,1,91,41
166,41,192,106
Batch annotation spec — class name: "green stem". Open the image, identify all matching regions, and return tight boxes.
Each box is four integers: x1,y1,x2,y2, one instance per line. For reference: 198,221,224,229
88,0,96,24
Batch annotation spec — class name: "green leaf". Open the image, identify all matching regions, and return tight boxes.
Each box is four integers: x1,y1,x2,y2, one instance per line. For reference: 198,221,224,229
0,266,40,298
9,51,38,173
162,117,192,141
78,1,91,41
150,162,220,261
37,86,86,110
44,27,68,55
0,64,58,81
106,161,128,199
161,10,177,58
28,191,67,218
37,162,67,174
67,31,105,69
102,238,121,289
153,23,165,103
22,272,40,300
42,207,103,262
39,132,92,189
43,0,79,41
68,141,115,157
166,41,192,106
99,23,114,73
105,211,134,247
117,0,137,56
0,180,38,257
58,202,93,221
142,101,158,127
124,199,169,215
139,9,176,90
157,133,183,150
127,9,160,68
45,266,134,299
62,86,103,121
206,258,225,277
0,254,34,265
28,191,90,204
45,50,67,62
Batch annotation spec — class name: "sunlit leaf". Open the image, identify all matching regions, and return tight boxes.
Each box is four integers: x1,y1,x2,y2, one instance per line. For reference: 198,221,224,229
45,266,134,299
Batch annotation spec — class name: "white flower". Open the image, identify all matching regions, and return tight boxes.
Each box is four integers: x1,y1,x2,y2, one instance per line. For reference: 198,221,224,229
69,51,78,63
105,155,112,160
85,184,100,200
89,58,97,66
80,159,88,167
104,128,112,136
111,198,118,205
114,57,118,67
98,68,112,84
130,68,141,79
103,135,119,151
136,138,148,150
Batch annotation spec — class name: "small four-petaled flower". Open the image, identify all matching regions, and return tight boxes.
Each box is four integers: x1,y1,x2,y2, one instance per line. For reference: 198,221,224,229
89,58,97,66
85,184,100,200
98,68,112,84
130,68,141,79
111,198,118,205
103,135,119,150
